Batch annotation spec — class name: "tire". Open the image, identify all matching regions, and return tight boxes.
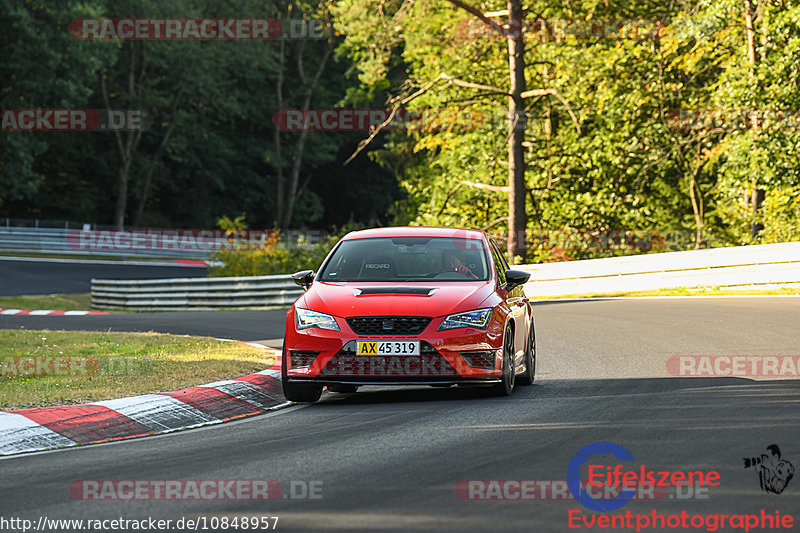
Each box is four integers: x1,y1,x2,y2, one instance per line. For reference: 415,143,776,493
283,381,323,402
518,321,536,386
327,384,358,393
492,325,516,396
281,339,322,403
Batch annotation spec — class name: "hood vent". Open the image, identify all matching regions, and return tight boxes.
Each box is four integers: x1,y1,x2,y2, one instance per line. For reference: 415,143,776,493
353,287,438,296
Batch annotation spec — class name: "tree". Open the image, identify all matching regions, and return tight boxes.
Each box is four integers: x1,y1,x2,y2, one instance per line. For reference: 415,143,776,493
335,0,584,259
274,10,336,230
0,0,114,212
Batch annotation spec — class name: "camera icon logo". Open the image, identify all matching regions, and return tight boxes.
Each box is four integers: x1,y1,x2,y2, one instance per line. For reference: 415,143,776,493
743,444,794,494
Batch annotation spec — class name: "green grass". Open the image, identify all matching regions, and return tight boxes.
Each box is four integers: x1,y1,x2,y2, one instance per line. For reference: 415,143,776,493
0,330,275,410
0,293,94,311
0,293,290,313
536,286,800,299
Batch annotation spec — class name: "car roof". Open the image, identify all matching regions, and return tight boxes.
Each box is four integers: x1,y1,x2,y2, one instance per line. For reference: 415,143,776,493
341,226,486,241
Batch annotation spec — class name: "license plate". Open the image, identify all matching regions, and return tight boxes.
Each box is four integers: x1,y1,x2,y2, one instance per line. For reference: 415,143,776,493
357,341,420,356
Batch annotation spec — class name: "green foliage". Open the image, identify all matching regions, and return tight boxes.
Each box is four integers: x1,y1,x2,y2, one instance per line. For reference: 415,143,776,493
209,216,355,276
334,0,800,261
756,187,800,244
5,0,800,257
1,0,402,230
0,0,114,209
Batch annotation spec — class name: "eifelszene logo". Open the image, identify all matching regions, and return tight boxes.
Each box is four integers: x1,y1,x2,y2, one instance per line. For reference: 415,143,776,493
743,444,795,494
567,441,721,512
568,441,637,511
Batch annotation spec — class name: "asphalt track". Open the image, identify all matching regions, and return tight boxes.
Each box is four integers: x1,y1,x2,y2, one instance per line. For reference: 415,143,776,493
0,258,207,296
1,297,799,532
0,309,287,345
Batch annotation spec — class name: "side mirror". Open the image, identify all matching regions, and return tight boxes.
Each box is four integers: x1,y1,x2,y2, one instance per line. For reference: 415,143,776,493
503,269,530,291
292,270,315,289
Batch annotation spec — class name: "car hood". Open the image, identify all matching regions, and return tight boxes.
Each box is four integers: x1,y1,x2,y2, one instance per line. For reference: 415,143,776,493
299,281,495,319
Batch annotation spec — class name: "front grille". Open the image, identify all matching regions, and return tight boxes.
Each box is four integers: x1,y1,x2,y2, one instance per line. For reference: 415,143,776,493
290,350,320,369
459,350,497,370
346,316,431,336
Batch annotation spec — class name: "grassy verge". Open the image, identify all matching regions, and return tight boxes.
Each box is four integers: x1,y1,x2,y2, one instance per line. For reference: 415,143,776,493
0,293,284,313
0,330,275,410
0,293,94,311
535,286,800,299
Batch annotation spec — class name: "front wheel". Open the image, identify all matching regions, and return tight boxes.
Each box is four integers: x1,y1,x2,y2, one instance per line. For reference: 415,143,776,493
283,380,323,402
281,339,322,402
518,321,536,386
492,326,516,396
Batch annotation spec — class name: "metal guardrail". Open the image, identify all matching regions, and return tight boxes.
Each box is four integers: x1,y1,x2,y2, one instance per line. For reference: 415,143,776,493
91,275,303,310
91,241,800,310
0,226,210,259
0,225,329,260
517,241,800,297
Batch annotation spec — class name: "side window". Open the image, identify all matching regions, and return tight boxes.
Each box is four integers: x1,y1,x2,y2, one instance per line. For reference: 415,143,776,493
494,240,511,271
488,240,507,285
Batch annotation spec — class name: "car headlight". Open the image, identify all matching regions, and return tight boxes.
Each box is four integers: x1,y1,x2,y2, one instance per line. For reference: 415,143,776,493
438,308,493,331
296,308,340,331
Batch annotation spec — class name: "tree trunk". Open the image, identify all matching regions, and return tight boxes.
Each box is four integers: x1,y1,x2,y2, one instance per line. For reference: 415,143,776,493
133,83,184,226
688,169,703,249
744,0,758,73
280,37,333,230
102,40,146,229
506,0,527,261
749,185,764,239
744,0,764,238
543,64,553,189
114,160,132,229
101,53,142,230
282,128,311,229
274,38,286,227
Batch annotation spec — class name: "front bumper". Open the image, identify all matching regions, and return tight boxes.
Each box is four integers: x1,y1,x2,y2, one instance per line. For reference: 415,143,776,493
288,378,502,387
284,313,505,384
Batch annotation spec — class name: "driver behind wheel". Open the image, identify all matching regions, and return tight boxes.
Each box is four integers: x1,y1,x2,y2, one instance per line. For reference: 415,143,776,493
441,250,478,279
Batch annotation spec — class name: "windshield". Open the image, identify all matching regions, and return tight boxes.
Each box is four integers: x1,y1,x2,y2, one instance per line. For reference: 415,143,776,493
318,237,490,282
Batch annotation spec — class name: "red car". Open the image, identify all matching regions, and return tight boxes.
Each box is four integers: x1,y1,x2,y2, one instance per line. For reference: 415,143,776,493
282,226,535,402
